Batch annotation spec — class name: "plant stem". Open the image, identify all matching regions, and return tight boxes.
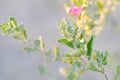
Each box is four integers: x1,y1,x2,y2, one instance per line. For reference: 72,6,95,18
81,58,87,65
103,73,108,80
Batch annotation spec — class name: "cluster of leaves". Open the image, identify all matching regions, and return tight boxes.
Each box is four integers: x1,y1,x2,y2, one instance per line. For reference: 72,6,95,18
87,51,108,73
0,17,28,42
57,17,109,79
57,0,120,80
65,0,120,37
0,17,62,77
57,18,94,63
24,36,44,53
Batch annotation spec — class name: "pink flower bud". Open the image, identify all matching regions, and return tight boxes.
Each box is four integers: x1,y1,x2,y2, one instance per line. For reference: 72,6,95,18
69,4,82,17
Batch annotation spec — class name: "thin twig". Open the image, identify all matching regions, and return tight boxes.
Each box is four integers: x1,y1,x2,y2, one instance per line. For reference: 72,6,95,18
80,57,88,65
103,73,108,80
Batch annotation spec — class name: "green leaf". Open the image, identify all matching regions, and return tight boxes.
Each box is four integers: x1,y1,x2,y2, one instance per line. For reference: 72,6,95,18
87,62,99,72
24,47,33,53
53,46,60,59
79,30,85,39
57,18,72,39
65,53,72,58
72,0,88,6
0,17,28,42
18,24,24,31
71,27,78,39
57,18,68,31
74,62,81,68
58,38,74,48
9,17,17,28
21,28,28,42
45,50,51,57
114,64,120,80
63,53,75,64
66,24,71,33
96,51,108,67
96,51,102,67
67,72,76,80
77,30,86,44
102,51,108,65
87,35,94,60
34,40,40,48
96,0,105,10
74,48,83,57
38,36,45,51
38,65,47,75
0,23,8,33
72,63,78,72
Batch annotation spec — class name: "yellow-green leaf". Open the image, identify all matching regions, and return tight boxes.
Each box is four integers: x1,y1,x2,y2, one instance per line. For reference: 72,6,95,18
58,38,74,48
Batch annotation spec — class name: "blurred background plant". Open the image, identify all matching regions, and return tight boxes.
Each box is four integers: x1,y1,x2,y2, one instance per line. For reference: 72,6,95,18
0,0,120,80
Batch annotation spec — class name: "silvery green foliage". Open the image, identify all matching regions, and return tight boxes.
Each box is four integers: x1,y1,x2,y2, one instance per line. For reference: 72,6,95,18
0,0,120,80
